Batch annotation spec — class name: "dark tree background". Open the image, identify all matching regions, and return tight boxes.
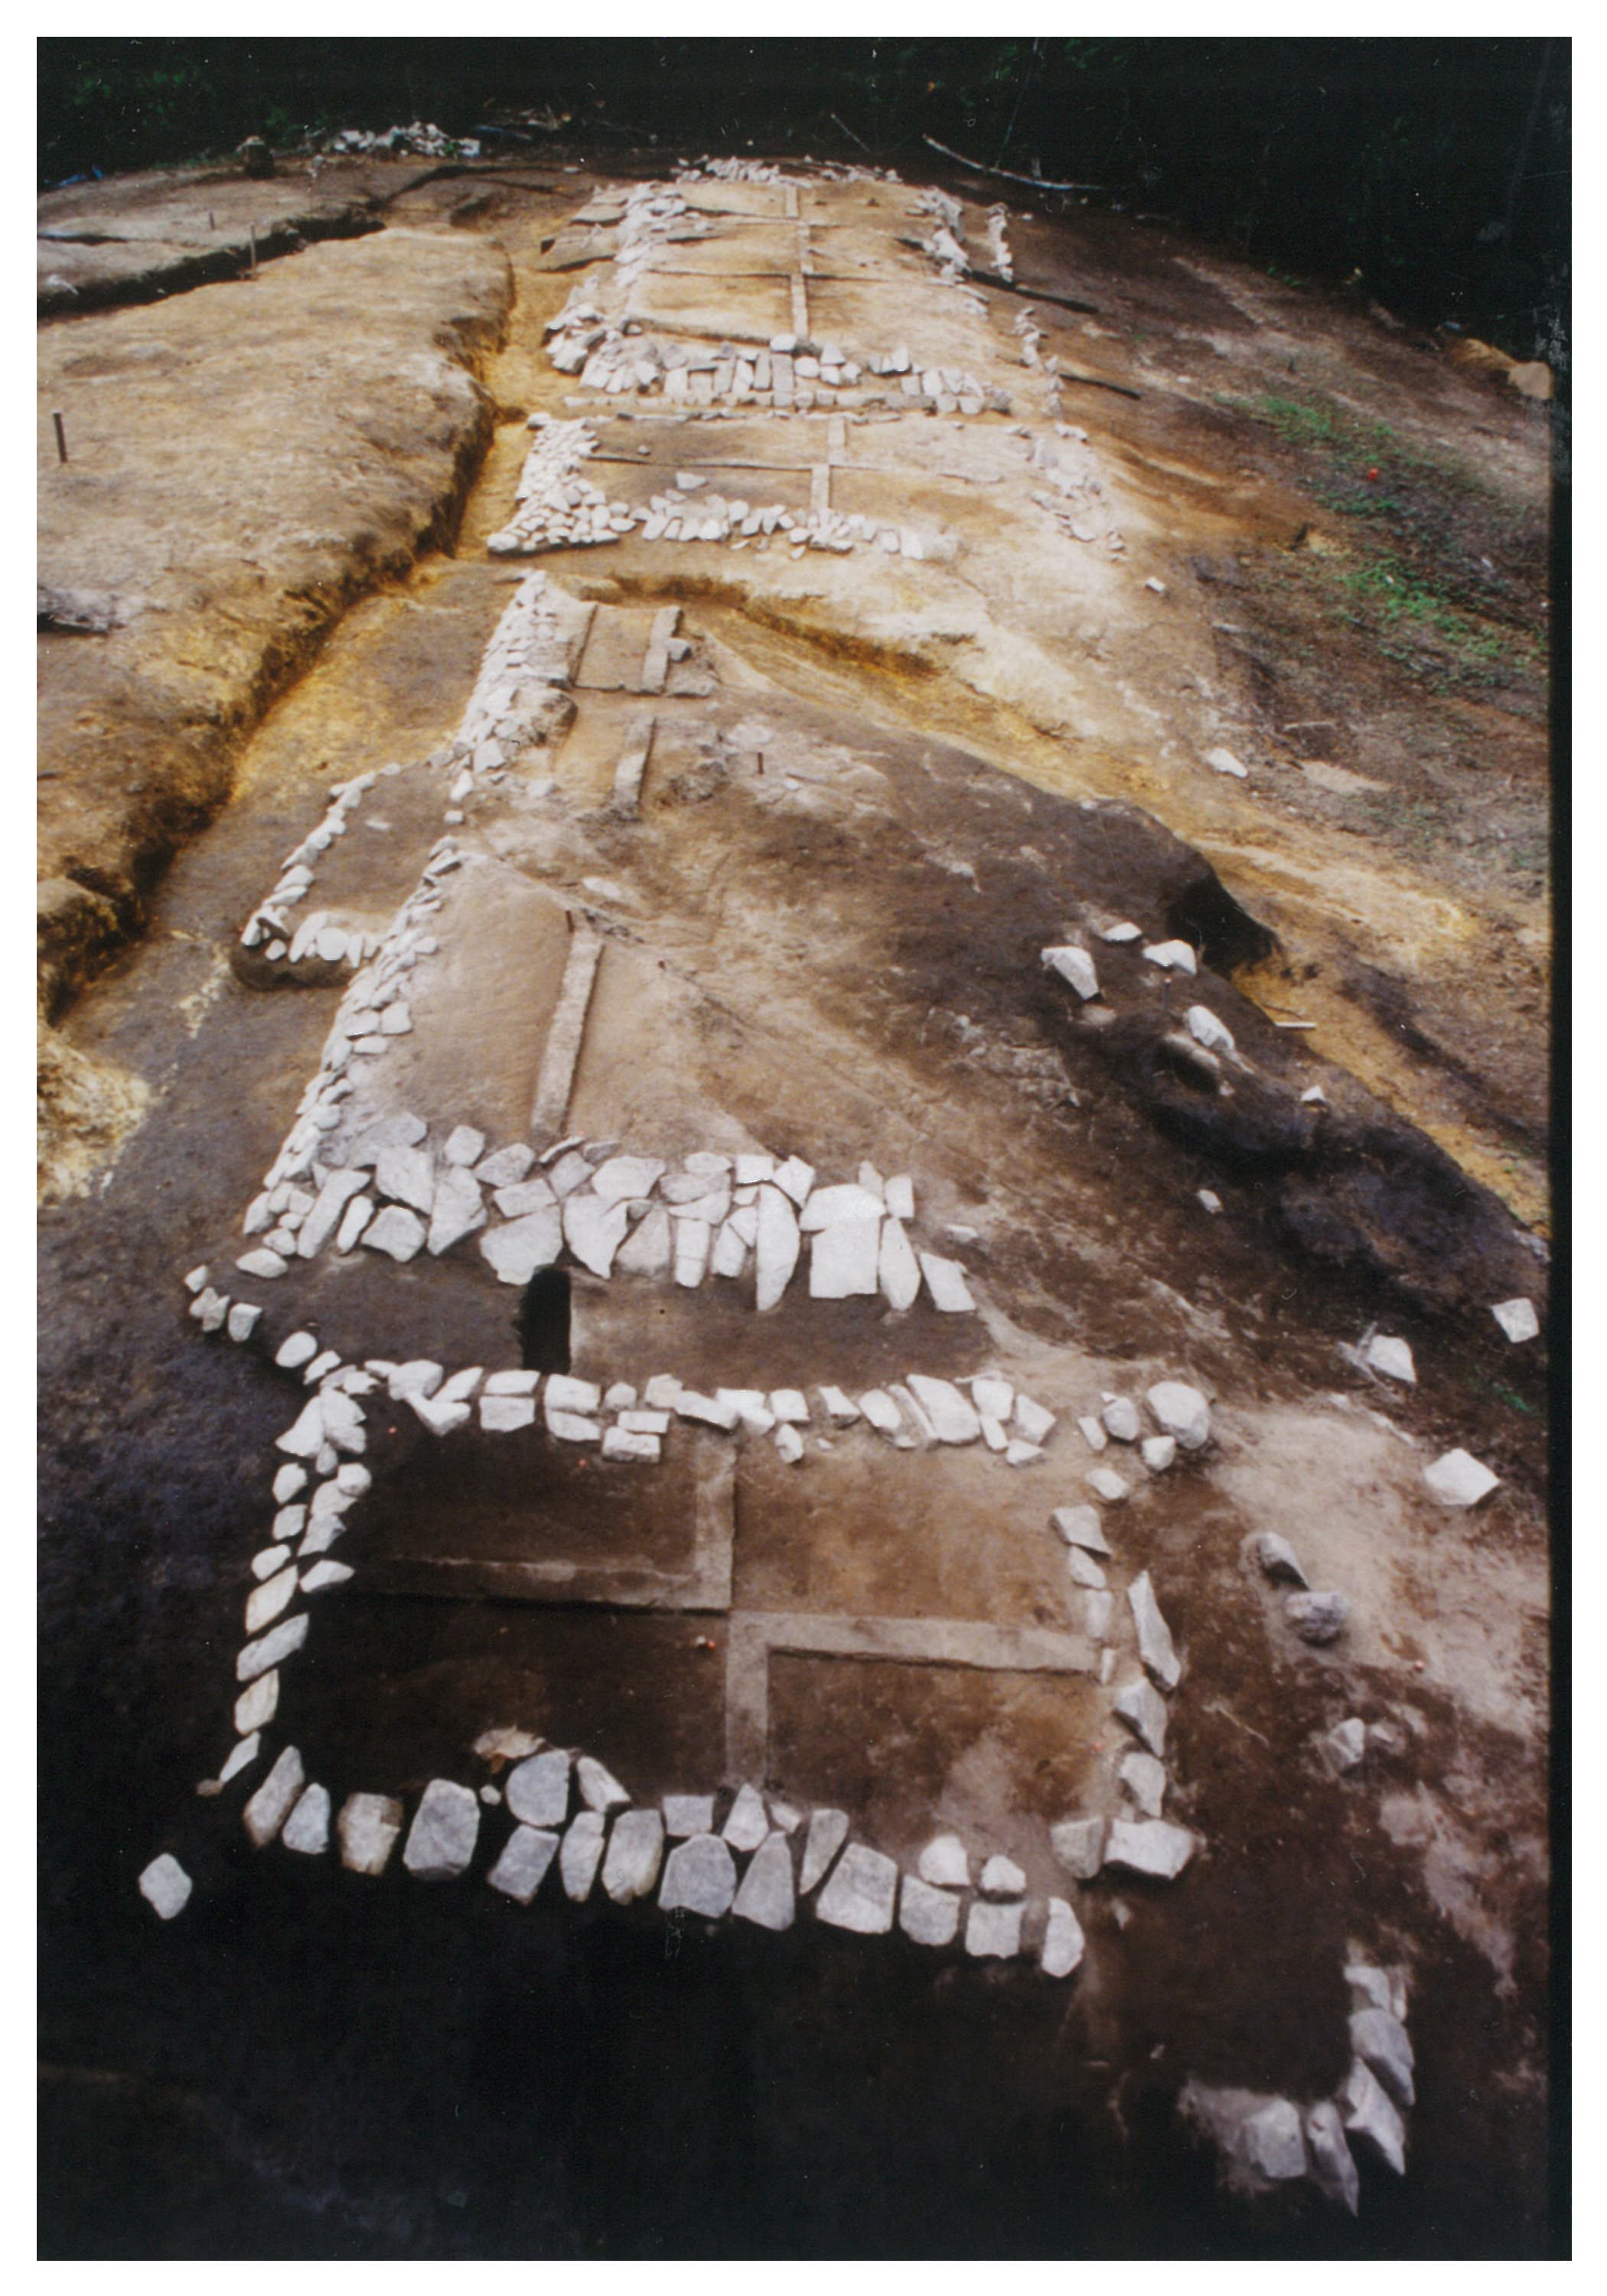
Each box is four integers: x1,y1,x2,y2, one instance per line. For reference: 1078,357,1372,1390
37,37,1567,364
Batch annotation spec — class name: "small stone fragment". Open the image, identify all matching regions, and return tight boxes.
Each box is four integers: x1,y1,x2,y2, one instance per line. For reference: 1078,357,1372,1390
1491,1296,1540,1344
1104,1818,1195,1880
576,1754,630,1814
1052,1504,1111,1555
1142,940,1198,974
1113,1677,1169,1756
1305,2100,1360,2214
1086,1466,1129,1504
1129,1570,1182,1691
722,1782,770,1852
1120,1751,1167,1816
1041,1896,1086,1977
1247,1531,1308,1587
1322,1718,1367,1773
243,1745,305,1848
1051,1815,1105,1879
1423,1448,1501,1508
139,1854,192,1920
980,1854,1025,1898
1102,1397,1141,1443
1041,944,1100,1000
1349,2007,1416,2107
918,1834,970,1889
1339,2057,1407,2174
1146,1381,1212,1449
338,1792,403,1875
918,1252,976,1313
403,1779,480,1879
1141,1435,1176,1473
1286,1591,1351,1645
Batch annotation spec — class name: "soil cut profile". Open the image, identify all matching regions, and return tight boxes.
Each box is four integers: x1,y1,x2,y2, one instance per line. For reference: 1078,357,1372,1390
37,146,1554,2260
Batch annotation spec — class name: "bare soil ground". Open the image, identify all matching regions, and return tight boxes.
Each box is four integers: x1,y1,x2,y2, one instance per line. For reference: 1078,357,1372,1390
37,153,1555,2258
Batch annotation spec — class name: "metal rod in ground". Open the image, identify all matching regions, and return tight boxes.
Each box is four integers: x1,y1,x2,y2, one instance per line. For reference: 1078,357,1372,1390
248,224,258,278
52,410,67,465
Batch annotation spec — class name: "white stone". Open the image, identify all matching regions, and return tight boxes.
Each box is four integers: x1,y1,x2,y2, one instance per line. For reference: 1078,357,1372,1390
1305,2100,1360,2213
877,1216,921,1310
236,1612,308,1682
1185,1005,1236,1055
1323,1718,1367,1773
1013,1395,1055,1444
1146,1381,1212,1450
444,1125,486,1167
1114,1677,1168,1756
559,1810,607,1900
799,1808,850,1893
1041,944,1100,1000
1098,920,1142,943
272,1464,308,1503
282,1782,331,1854
1120,1751,1167,1817
1105,1818,1194,1880
905,1375,981,1444
235,1671,279,1734
660,1832,738,1917
1240,2098,1307,2181
427,1167,486,1256
816,1843,898,1934
663,1794,715,1837
1129,1571,1182,1691
337,1792,403,1874
1051,1504,1110,1554
375,1143,435,1213
1141,1436,1177,1473
217,1733,260,1786
363,1205,426,1261
1041,1896,1086,1977
244,1566,298,1636
966,1898,1024,1958
899,1874,962,1946
497,1750,567,1832
1101,1397,1141,1443
810,1217,881,1298
487,1825,560,1902
1086,1466,1129,1503
1077,1414,1109,1453
712,1220,748,1277
1142,940,1197,974
919,1252,976,1313
476,1143,536,1188
1068,1547,1107,1590
722,1783,771,1852
564,1194,631,1277
603,1808,666,1902
227,1303,262,1343
859,1389,903,1437
403,1779,480,1879
644,1374,683,1410
243,1746,305,1847
1205,746,1249,778
972,1378,1013,1421
616,1202,673,1277
236,1249,288,1280
773,1155,815,1205
755,1185,801,1310
481,1207,564,1284
592,1155,666,1204
575,1754,629,1813
1340,2057,1407,2174
139,1852,193,1919
819,1386,860,1424
1492,1296,1539,1343
980,1854,1025,1897
1424,1447,1500,1507
602,1427,660,1462
1364,1332,1416,1384
774,1426,805,1464
388,1359,444,1403
918,1834,970,1889
619,1410,670,1435
1350,2007,1416,2107
885,1174,915,1221
495,1176,559,1219
481,1394,536,1432
674,1389,739,1431
734,1832,797,1930
1051,1816,1105,1880
768,1389,808,1424
1198,1189,1222,1214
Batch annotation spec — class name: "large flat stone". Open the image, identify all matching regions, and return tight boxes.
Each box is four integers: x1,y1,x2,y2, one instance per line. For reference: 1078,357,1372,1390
906,1375,981,1445
564,1193,631,1277
481,1206,564,1284
403,1779,480,1879
1104,1818,1194,1880
1050,1815,1105,1879
506,1750,570,1828
755,1184,800,1310
487,1825,560,1903
733,1831,797,1930
1423,1447,1501,1507
602,1808,666,1902
282,1782,331,1855
816,1843,898,1934
965,1897,1024,1958
918,1252,976,1313
659,1831,737,1916
878,1217,921,1310
236,1612,308,1683
810,1215,881,1299
898,1874,962,1946
1146,1381,1211,1450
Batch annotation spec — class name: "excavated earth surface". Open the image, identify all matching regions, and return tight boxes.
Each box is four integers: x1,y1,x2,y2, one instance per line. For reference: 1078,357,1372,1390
38,154,1554,2258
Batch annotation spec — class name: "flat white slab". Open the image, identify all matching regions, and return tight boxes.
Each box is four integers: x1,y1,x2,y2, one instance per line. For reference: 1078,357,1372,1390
403,1779,480,1879
816,1843,898,1934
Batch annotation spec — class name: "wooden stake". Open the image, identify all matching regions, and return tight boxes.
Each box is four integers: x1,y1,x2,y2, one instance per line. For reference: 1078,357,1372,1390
248,223,258,278
52,410,67,465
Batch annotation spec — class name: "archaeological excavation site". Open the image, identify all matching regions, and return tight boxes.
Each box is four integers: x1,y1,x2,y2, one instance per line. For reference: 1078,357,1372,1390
37,53,1559,2262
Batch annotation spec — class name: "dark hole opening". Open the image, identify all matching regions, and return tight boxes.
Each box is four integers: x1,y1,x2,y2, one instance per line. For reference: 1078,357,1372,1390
1164,872,1279,975
518,1267,572,1374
